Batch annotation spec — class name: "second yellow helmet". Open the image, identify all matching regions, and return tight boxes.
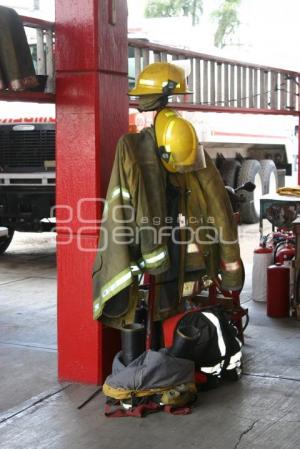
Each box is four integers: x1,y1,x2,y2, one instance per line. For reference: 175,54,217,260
154,108,201,173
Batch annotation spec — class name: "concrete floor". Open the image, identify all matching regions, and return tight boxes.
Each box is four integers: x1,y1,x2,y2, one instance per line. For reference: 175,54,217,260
1,228,300,449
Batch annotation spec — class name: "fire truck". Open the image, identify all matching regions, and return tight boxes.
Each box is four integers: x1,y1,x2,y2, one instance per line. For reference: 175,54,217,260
0,105,296,255
0,113,55,252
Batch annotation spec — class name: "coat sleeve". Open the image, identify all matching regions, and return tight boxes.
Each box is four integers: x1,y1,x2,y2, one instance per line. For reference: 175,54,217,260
118,130,169,275
92,137,134,320
92,131,170,321
196,152,244,291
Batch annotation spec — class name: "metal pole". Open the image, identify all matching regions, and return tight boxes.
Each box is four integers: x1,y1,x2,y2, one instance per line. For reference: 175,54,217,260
298,115,300,184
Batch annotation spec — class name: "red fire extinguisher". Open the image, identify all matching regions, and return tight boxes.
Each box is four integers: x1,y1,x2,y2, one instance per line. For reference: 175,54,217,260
267,263,290,318
275,241,295,264
275,241,295,299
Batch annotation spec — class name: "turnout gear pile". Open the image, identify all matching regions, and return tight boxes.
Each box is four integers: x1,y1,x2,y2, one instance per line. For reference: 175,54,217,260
94,61,245,418
92,122,243,327
167,308,242,379
103,350,197,417
103,308,243,417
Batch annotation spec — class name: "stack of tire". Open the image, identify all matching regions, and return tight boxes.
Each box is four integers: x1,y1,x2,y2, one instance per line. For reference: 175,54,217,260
218,157,278,224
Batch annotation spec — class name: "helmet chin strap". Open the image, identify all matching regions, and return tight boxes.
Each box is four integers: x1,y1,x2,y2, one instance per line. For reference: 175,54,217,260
157,146,171,162
162,79,178,96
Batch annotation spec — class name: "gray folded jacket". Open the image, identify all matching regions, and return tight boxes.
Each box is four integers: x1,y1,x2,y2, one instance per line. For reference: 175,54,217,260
104,350,195,394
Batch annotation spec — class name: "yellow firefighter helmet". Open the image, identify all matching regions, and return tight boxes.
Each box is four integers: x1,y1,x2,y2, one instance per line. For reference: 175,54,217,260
154,108,201,173
128,62,192,97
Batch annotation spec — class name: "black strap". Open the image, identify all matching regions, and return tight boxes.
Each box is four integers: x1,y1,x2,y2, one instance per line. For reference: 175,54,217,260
157,146,170,162
162,79,178,96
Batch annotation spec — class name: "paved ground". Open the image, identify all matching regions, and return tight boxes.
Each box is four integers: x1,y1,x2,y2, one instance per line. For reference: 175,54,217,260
0,233,57,412
1,227,300,449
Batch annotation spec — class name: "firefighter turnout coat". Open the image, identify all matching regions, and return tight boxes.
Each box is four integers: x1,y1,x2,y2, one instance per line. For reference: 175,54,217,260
92,127,243,328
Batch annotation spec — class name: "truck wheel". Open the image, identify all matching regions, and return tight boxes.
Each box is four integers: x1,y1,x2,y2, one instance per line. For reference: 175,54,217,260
237,160,263,224
259,160,278,194
0,229,14,255
219,159,241,188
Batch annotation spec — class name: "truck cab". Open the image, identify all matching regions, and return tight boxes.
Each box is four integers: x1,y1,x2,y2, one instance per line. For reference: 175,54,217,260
0,115,55,253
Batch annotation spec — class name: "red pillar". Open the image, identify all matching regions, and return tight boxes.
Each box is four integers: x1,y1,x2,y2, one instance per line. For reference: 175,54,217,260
55,0,128,384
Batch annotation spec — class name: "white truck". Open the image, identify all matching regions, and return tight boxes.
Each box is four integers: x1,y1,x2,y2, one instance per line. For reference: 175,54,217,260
130,107,297,223
0,103,55,254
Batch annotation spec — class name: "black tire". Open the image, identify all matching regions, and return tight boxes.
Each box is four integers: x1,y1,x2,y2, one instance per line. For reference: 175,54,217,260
237,160,263,224
219,159,241,188
259,160,278,194
0,228,14,255
215,153,226,171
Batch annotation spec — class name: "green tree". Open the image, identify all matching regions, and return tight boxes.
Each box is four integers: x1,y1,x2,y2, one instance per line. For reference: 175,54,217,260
145,0,203,26
211,0,241,48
